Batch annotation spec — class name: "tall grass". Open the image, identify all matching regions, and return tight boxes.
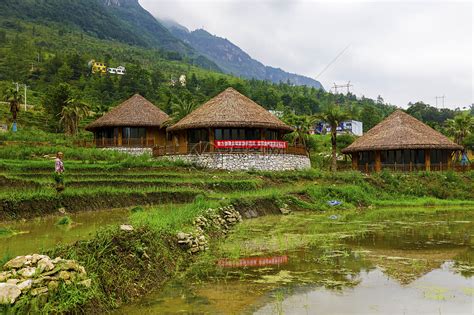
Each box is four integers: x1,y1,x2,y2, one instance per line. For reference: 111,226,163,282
130,196,220,234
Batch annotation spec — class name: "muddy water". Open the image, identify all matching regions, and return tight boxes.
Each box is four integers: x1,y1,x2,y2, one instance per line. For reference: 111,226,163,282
0,208,130,257
119,208,474,314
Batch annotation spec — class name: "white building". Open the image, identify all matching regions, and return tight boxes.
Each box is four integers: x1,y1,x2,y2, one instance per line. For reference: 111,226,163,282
314,120,363,136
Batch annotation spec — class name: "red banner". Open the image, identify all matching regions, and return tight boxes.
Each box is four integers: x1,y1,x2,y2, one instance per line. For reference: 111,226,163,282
217,255,289,268
214,140,287,149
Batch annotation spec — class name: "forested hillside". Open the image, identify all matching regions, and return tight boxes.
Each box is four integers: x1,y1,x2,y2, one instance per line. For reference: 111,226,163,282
0,1,466,136
162,20,324,89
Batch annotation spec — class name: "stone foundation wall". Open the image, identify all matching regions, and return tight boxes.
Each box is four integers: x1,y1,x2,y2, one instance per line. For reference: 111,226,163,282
161,153,311,171
103,147,152,156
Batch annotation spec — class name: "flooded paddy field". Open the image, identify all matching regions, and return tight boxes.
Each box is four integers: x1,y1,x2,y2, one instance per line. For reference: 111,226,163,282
0,207,131,258
119,207,474,314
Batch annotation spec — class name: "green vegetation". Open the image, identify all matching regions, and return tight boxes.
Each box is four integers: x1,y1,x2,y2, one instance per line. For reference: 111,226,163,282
56,216,72,226
0,157,472,312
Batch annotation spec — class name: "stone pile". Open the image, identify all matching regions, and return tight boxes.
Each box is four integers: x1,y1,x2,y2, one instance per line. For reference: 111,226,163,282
0,254,90,305
176,205,242,254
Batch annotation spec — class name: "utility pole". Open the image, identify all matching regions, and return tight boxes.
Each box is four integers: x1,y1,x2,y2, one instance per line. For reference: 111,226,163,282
23,84,28,111
435,95,445,108
331,81,353,94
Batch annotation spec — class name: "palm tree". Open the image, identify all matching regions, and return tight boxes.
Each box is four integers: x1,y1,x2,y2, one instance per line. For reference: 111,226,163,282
3,88,23,130
317,104,350,171
445,113,473,161
445,113,473,145
165,97,198,126
59,98,89,136
284,114,317,157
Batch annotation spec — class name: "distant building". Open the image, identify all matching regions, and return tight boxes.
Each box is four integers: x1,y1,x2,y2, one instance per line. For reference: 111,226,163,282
107,66,126,75
313,120,363,136
89,60,107,74
268,110,284,118
179,74,186,86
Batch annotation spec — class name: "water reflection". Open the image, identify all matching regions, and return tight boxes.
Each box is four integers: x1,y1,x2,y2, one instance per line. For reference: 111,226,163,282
218,255,288,268
118,209,474,314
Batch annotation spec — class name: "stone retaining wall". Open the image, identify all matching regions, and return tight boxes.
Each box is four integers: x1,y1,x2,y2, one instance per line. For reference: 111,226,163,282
103,147,152,156
162,153,311,171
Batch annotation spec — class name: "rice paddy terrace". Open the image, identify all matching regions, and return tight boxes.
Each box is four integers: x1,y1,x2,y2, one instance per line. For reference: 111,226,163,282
0,158,473,313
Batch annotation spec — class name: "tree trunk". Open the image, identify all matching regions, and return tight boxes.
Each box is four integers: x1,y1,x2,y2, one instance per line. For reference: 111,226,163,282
331,127,337,172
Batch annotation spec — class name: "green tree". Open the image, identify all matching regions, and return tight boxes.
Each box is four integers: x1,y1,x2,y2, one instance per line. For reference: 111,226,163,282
59,98,89,135
166,97,198,125
445,113,473,146
3,87,23,126
42,83,73,131
317,105,350,171
283,113,317,157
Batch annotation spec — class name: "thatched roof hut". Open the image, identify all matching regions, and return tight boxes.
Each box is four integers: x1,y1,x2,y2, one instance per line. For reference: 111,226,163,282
167,87,293,132
342,110,462,153
85,94,169,131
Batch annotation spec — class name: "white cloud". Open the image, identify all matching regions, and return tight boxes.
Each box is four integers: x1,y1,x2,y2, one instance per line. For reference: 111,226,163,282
140,0,473,109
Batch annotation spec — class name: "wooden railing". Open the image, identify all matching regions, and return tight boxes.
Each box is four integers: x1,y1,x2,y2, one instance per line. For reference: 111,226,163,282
153,141,308,157
75,137,154,148
354,162,473,173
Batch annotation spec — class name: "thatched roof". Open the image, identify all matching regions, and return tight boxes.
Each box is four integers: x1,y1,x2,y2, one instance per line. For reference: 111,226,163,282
167,88,293,132
85,94,169,130
341,110,463,153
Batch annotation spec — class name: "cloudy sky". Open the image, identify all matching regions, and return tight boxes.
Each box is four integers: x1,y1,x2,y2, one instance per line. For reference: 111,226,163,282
140,0,473,109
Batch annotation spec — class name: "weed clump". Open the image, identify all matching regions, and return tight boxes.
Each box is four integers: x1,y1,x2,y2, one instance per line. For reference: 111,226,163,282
56,216,72,225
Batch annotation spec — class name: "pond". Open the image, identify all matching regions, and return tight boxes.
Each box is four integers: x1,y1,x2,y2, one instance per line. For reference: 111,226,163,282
118,207,474,314
0,208,130,258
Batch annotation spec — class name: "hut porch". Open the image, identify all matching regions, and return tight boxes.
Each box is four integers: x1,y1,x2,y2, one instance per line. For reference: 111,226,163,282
350,148,463,172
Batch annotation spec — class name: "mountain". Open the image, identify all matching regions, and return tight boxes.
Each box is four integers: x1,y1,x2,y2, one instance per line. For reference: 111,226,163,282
0,0,220,70
161,19,323,89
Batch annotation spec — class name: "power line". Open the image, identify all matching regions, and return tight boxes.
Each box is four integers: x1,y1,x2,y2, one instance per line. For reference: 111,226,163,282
315,44,351,80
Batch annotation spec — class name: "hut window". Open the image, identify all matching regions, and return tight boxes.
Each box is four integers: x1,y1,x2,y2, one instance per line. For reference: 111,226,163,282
430,150,447,164
386,150,395,164
215,129,223,140
403,150,411,164
415,150,425,164
188,129,209,143
246,129,261,140
223,129,231,140
266,129,279,140
122,127,146,140
231,129,239,140
97,129,114,139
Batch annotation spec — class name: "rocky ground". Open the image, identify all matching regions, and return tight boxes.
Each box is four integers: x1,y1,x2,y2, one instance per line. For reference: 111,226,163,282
0,255,90,305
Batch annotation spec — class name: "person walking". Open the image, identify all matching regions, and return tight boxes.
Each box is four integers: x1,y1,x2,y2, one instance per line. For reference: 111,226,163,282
54,152,65,192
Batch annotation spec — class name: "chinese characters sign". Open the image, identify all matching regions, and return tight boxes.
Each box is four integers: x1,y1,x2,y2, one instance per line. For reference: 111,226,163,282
214,140,287,149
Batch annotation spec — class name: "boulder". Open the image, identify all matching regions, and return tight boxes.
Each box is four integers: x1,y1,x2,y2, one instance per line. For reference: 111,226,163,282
0,272,11,282
47,281,59,292
17,279,32,291
79,279,92,288
6,279,19,285
3,256,29,269
120,224,134,231
30,286,48,296
37,257,55,272
0,283,21,304
18,267,36,278
58,271,70,280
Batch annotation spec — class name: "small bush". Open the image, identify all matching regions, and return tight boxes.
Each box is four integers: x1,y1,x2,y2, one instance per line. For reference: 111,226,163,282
56,216,72,225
